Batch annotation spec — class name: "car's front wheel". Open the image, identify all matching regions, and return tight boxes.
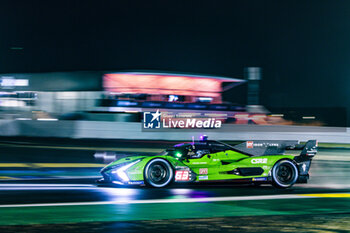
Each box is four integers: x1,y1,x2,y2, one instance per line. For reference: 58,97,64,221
144,159,174,188
272,160,298,188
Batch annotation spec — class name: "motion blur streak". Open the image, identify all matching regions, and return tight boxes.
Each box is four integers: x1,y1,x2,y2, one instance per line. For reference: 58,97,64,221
0,194,317,208
0,184,94,187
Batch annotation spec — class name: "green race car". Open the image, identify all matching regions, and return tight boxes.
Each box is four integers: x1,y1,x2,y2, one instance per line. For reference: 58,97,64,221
99,137,317,188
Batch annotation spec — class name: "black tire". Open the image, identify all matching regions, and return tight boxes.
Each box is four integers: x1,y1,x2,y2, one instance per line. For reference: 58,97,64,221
272,160,298,188
144,159,174,188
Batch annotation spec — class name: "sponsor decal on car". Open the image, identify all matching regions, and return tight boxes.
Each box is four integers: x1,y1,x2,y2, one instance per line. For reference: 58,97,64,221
252,177,267,181
246,141,254,148
251,158,268,164
199,168,208,175
246,141,280,148
175,170,190,181
128,181,144,185
302,163,307,172
192,162,207,165
252,142,279,147
175,166,190,170
198,176,208,180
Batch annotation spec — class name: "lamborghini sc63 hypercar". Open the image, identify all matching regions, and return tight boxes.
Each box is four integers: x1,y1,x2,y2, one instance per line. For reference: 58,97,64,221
99,138,317,188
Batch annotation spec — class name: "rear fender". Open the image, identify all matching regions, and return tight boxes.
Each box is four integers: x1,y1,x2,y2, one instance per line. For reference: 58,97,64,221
235,155,295,179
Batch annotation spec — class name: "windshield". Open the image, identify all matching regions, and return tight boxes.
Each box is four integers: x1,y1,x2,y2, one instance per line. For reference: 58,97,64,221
156,141,238,159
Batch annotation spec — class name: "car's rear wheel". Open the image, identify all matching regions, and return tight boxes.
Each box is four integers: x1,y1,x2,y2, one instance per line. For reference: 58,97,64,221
272,160,298,188
144,159,173,188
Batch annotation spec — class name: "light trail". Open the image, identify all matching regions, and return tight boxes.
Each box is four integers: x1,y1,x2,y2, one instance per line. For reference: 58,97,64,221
0,194,320,208
0,142,160,153
0,183,95,187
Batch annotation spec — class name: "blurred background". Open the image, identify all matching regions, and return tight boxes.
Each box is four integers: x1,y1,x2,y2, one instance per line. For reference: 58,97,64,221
0,69,345,126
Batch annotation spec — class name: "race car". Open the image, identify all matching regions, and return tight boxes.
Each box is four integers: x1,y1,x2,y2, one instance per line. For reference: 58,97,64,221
99,137,317,188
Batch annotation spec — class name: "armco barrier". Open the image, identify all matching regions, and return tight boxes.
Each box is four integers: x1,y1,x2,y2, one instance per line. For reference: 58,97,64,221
1,120,349,143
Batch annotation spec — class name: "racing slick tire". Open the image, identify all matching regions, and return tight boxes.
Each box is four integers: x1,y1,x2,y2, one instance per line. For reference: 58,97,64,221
144,158,174,188
272,160,298,189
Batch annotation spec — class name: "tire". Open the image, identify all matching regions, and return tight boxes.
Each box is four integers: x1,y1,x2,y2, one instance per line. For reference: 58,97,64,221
144,159,174,188
272,160,298,188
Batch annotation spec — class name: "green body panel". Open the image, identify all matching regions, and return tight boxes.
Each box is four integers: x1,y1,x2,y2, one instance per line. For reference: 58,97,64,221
182,152,295,181
103,150,296,183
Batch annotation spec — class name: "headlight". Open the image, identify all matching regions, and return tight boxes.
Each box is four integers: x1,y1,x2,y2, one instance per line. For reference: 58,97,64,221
111,160,141,182
101,160,136,173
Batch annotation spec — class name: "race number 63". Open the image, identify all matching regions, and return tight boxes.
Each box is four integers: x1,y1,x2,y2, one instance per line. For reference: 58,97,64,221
175,170,189,181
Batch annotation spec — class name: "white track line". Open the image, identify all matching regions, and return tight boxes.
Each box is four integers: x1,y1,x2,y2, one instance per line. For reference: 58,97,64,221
297,184,350,189
0,194,317,208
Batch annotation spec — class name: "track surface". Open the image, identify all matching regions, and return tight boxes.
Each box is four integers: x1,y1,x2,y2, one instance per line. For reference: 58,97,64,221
0,139,350,232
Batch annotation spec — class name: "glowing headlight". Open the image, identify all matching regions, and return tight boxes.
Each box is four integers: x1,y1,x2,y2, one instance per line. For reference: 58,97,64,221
111,160,140,182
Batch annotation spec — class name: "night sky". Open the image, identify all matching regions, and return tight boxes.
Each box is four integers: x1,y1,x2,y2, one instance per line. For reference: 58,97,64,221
0,1,349,109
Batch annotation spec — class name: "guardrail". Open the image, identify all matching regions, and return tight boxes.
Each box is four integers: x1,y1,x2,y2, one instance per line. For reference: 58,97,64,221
0,120,348,143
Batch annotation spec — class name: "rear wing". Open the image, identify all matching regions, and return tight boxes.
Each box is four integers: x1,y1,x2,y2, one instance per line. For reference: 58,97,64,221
299,140,318,157
232,140,318,157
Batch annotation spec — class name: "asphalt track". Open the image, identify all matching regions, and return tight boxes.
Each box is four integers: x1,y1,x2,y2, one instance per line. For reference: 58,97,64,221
0,138,350,232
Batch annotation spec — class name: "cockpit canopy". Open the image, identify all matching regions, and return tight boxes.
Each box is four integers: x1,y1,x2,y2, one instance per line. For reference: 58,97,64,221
163,140,235,159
